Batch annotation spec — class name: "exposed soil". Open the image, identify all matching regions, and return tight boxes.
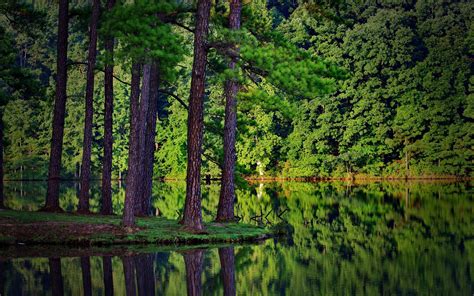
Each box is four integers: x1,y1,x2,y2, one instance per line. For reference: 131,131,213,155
0,220,131,243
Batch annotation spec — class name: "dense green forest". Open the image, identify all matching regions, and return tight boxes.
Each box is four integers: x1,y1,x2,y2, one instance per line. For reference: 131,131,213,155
0,0,472,183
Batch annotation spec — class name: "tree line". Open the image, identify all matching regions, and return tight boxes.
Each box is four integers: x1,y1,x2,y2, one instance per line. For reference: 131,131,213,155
0,0,472,228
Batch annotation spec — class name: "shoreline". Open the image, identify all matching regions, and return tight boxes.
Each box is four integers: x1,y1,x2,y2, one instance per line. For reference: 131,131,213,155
4,176,472,182
0,210,272,248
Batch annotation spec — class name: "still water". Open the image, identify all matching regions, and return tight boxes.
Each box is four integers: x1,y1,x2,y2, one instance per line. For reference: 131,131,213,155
1,180,473,295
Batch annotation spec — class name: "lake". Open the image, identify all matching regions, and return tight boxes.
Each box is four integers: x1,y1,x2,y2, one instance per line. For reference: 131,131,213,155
1,180,473,295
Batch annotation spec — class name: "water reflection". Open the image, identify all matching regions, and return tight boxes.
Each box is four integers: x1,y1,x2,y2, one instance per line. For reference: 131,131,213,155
183,250,204,296
0,181,473,294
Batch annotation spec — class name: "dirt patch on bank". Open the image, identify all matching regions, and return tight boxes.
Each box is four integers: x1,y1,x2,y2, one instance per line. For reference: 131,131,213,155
0,221,133,244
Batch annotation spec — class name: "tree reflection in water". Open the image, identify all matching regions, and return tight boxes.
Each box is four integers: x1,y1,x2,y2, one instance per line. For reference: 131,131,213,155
135,254,155,296
122,256,136,296
219,247,236,296
80,257,92,296
103,256,114,296
49,258,64,296
183,249,204,296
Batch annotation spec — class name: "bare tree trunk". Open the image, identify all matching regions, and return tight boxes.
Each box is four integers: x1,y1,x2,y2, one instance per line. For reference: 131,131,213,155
49,258,64,296
181,0,211,231
81,257,92,296
102,256,114,296
44,0,69,212
122,63,141,227
216,0,241,222
139,63,159,216
183,250,204,296
101,0,116,216
122,256,136,296
78,0,100,213
218,247,236,296
134,64,152,217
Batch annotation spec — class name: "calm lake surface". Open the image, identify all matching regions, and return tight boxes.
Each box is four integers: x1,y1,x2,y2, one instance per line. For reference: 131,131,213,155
1,180,473,295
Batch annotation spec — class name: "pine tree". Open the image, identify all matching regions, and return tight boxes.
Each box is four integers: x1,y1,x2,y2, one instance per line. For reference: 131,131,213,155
122,63,141,227
78,0,100,214
101,0,116,216
216,0,241,222
181,0,212,231
44,0,69,212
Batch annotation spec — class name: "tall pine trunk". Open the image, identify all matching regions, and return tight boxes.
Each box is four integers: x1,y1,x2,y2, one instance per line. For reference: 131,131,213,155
78,0,100,213
181,0,211,231
122,63,141,227
139,63,159,216
44,0,69,212
219,247,236,296
101,0,116,216
216,0,241,222
134,63,152,216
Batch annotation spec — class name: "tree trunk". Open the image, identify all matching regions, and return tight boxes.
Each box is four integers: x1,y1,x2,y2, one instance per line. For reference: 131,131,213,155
44,0,69,212
218,247,236,296
181,0,211,231
0,118,5,209
49,258,64,296
216,0,241,222
101,0,116,216
78,0,100,213
80,257,92,296
122,256,136,296
122,63,141,227
134,64,152,217
139,63,160,216
183,250,204,296
102,256,114,296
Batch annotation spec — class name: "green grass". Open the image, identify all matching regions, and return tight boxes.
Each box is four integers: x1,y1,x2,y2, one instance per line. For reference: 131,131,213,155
0,209,271,246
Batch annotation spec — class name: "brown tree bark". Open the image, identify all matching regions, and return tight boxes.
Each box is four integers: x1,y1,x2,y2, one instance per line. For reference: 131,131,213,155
101,0,116,216
181,0,211,231
102,256,114,296
122,256,136,296
44,0,69,212
183,249,204,296
81,257,92,296
139,63,159,216
122,63,141,227
134,64,152,217
218,247,236,296
78,0,100,213
49,258,64,296
216,0,241,222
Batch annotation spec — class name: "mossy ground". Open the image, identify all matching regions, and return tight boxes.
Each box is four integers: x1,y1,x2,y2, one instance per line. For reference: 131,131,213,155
0,209,271,247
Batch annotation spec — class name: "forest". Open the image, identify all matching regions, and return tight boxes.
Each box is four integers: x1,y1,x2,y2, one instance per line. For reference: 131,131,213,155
0,0,473,227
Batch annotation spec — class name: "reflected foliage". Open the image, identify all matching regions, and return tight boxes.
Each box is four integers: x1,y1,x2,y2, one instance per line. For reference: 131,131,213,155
1,181,473,294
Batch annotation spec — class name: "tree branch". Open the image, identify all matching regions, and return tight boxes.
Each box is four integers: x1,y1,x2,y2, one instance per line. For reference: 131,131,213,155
67,61,131,86
158,89,188,110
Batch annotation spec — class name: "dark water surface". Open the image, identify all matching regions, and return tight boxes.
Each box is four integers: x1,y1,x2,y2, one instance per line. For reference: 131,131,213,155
1,180,473,295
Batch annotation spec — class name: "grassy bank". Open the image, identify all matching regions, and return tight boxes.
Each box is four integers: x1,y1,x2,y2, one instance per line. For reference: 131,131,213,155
0,209,271,247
